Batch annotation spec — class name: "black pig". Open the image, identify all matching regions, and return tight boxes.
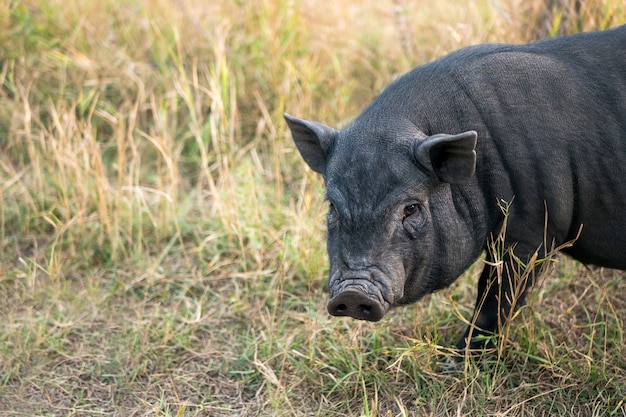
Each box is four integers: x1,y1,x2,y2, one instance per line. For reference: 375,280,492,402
284,25,626,354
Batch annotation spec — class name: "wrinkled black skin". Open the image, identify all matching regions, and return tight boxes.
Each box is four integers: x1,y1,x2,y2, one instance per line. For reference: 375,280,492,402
285,26,626,354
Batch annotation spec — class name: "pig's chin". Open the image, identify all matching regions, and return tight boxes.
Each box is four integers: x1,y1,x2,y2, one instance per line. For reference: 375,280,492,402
393,290,429,307
326,268,394,322
393,262,439,306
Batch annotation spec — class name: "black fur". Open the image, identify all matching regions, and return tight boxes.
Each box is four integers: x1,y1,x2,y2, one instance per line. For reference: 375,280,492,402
284,25,626,352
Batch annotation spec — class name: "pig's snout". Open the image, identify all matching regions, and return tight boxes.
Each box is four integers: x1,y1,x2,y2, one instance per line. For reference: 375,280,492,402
327,288,386,322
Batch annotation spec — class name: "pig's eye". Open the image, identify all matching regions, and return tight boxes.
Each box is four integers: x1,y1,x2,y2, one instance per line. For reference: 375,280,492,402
403,204,418,219
402,203,425,238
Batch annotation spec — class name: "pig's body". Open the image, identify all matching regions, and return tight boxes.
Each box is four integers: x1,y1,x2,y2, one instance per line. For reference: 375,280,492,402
285,25,626,353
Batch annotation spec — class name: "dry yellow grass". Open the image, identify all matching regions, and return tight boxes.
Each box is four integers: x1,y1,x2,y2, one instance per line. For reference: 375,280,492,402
0,0,624,415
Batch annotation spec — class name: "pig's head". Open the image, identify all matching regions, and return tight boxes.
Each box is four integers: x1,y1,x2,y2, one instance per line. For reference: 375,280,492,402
284,113,478,322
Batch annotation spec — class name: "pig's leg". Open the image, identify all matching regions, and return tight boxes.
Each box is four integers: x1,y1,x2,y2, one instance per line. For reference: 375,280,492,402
455,248,537,355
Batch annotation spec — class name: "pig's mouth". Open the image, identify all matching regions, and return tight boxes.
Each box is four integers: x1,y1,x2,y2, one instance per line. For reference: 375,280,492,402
327,272,391,322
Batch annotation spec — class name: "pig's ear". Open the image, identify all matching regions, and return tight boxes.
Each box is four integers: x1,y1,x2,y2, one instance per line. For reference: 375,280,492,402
284,113,337,174
413,131,477,184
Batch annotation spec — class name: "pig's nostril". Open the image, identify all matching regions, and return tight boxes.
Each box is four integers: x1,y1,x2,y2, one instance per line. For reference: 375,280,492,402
359,304,371,316
336,304,348,313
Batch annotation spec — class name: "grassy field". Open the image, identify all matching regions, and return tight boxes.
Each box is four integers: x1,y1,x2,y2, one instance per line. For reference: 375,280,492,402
1,0,625,415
